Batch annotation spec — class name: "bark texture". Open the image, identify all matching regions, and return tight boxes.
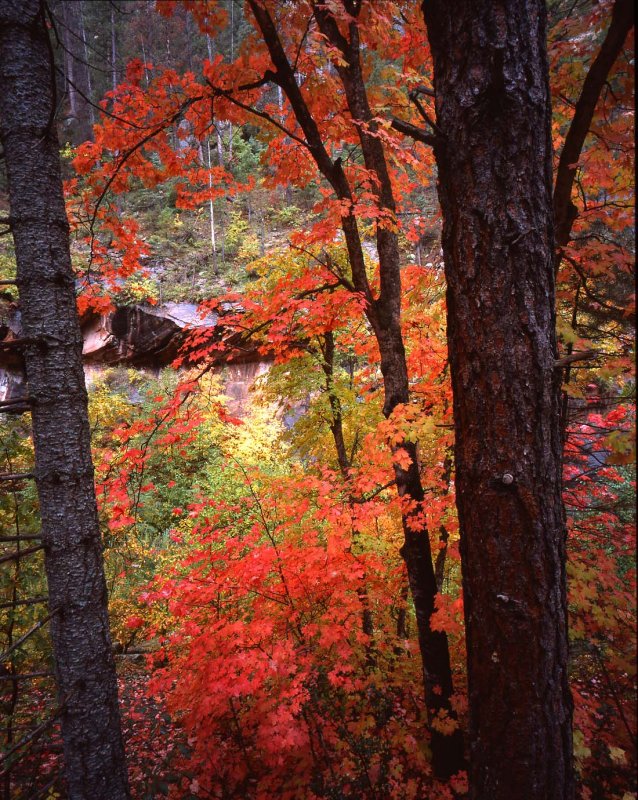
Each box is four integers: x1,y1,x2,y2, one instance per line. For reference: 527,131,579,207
0,2,130,798
247,0,464,777
422,1,573,798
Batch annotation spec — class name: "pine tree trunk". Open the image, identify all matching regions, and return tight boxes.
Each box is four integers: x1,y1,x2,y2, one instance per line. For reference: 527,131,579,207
0,3,130,798
422,2,574,798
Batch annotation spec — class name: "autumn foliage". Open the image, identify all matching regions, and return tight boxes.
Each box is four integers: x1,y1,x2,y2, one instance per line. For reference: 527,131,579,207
1,1,633,798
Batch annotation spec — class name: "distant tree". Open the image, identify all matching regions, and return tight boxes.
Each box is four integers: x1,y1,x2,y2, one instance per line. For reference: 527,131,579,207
0,1,129,798
55,0,95,145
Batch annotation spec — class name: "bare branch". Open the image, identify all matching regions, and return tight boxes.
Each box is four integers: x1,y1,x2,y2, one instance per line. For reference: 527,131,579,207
0,545,45,565
0,609,59,663
390,117,437,146
554,349,598,368
208,81,309,149
0,472,35,482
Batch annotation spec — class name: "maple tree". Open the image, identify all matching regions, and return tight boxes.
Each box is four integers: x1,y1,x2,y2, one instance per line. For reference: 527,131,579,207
69,0,468,778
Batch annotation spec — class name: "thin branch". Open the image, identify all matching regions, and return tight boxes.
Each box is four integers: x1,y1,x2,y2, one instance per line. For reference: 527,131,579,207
0,472,35,482
0,609,59,663
0,671,52,681
390,116,437,146
0,596,48,610
408,90,443,137
0,698,65,771
0,336,47,351
563,254,634,324
351,480,394,504
0,545,45,565
411,83,435,98
47,3,112,64
237,69,279,93
24,774,62,800
287,242,356,291
0,398,31,409
53,65,146,130
208,82,309,149
87,95,203,234
292,13,314,73
554,349,598,368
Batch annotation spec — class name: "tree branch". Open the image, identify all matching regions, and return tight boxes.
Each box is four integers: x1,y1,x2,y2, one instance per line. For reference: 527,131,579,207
408,89,443,137
246,0,374,303
554,349,597,368
207,81,308,148
564,253,635,325
554,0,634,272
390,116,437,146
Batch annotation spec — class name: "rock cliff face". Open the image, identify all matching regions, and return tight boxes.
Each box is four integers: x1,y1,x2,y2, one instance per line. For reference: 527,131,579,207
81,303,215,366
0,303,269,414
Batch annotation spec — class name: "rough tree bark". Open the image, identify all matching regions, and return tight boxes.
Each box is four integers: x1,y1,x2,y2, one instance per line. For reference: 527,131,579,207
422,1,574,798
246,0,464,778
0,2,130,798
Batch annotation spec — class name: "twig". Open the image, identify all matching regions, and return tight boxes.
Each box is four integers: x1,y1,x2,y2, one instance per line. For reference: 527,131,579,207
554,349,597,368
411,83,435,98
0,703,63,770
0,398,31,408
24,774,61,800
390,116,437,146
0,535,41,543
0,545,44,565
0,472,35,482
0,671,52,682
408,90,444,137
0,596,48,610
0,609,59,663
0,335,60,351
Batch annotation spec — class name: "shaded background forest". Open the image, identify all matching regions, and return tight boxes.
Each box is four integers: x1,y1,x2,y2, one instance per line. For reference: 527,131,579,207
0,2,634,799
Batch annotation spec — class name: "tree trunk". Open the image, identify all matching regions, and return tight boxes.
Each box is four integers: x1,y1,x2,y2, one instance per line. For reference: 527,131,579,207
0,3,130,798
422,2,573,798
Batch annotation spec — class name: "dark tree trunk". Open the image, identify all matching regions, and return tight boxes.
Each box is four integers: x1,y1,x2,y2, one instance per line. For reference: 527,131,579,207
247,0,464,778
422,2,573,798
0,3,130,798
